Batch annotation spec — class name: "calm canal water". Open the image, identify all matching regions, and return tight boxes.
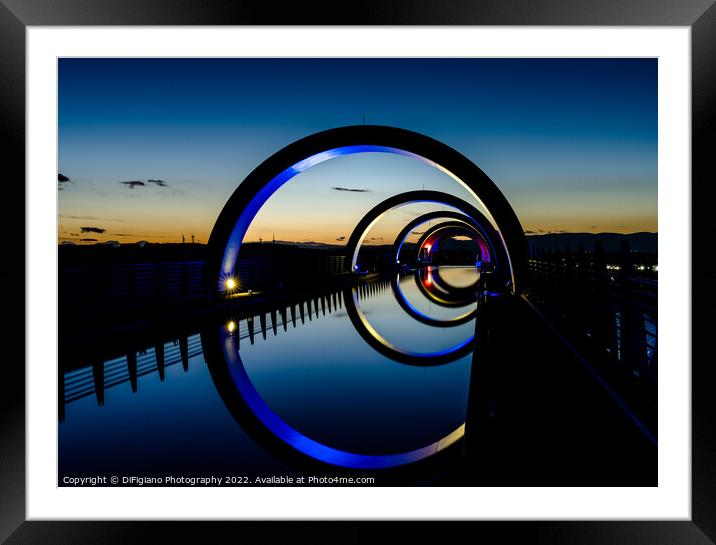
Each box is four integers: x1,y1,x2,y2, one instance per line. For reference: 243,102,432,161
59,267,480,482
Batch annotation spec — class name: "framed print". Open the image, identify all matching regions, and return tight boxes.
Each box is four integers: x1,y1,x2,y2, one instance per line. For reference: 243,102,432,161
1,1,714,543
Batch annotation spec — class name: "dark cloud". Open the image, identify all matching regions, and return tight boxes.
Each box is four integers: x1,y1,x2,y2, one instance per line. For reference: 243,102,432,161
118,179,171,190
336,236,346,241
119,181,145,189
80,226,106,234
525,230,536,234
332,187,370,193
58,173,70,182
369,237,384,241
80,238,98,242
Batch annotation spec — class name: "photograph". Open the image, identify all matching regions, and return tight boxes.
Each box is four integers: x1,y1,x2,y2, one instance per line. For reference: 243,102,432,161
0,6,711,540
56,57,658,487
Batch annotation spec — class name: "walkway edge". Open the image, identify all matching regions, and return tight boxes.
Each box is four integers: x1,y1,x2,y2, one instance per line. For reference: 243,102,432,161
521,294,658,448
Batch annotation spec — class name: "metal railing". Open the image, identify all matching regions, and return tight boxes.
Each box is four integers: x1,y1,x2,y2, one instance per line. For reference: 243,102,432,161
528,257,657,380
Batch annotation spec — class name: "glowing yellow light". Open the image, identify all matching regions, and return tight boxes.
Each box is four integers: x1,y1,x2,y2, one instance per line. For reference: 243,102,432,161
227,321,236,333
225,277,237,290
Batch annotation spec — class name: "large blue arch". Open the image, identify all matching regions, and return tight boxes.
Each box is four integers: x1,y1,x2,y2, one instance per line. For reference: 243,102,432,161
206,125,528,298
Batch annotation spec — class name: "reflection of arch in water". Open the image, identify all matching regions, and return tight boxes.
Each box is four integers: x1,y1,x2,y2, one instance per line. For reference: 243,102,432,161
345,190,505,277
206,125,528,298
415,222,488,265
426,265,483,301
391,210,490,266
414,267,479,308
200,322,464,470
342,284,474,366
427,265,480,294
390,273,476,327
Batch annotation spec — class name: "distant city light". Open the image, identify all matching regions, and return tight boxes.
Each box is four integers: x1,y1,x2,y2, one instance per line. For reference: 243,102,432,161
226,321,236,333
225,277,237,290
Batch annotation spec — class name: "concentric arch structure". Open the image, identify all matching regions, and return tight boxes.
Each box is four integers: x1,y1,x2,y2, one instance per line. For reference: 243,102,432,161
391,210,485,266
344,190,502,274
206,125,528,298
413,221,489,264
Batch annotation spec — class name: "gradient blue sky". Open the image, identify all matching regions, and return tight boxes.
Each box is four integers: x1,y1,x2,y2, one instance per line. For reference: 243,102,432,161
58,58,657,244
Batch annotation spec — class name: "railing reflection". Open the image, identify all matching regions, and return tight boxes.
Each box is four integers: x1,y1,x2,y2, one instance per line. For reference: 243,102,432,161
60,281,395,421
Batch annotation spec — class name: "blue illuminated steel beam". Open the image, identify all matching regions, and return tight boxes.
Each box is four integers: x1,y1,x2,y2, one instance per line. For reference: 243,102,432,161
206,126,528,298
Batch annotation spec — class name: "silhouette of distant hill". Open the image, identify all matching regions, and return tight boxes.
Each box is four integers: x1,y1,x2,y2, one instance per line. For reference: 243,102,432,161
58,232,658,255
269,240,343,251
526,232,657,253
269,233,659,254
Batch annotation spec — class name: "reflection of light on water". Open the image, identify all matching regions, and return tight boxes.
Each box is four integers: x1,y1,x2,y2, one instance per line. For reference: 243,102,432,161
228,282,471,467
644,313,657,368
433,266,480,289
233,274,475,457
60,275,474,473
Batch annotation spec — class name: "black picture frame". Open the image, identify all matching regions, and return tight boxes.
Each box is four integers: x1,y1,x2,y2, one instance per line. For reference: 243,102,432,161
1,2,713,543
